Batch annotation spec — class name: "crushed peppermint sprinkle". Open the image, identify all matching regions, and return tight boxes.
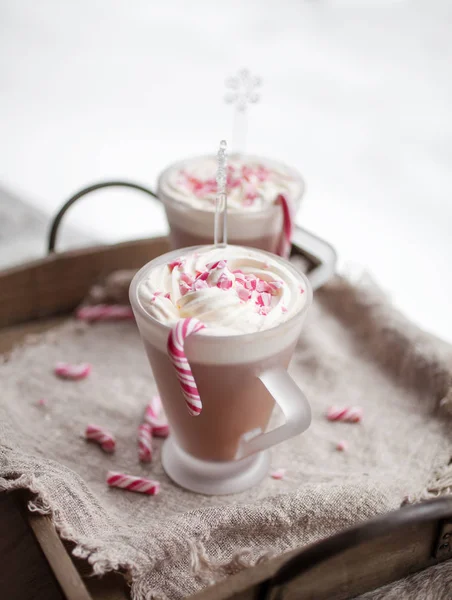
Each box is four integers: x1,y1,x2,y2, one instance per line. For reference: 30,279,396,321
168,259,185,272
166,257,285,316
54,362,91,381
179,163,271,202
37,398,48,407
336,440,348,452
270,468,286,480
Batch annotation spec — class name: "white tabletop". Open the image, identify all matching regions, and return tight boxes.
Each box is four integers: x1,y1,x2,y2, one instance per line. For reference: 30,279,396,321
1,0,451,342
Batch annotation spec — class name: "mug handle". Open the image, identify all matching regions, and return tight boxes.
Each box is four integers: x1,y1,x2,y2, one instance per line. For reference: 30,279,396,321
235,367,311,460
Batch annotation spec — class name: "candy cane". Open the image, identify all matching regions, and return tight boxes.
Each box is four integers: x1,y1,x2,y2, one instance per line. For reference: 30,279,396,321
55,362,91,381
326,406,363,423
167,318,206,416
85,424,116,453
76,304,134,322
106,471,160,496
275,194,293,259
138,423,153,462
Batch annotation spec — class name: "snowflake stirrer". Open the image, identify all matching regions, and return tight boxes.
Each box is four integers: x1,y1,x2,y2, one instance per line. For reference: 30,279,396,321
225,68,262,153
214,140,228,246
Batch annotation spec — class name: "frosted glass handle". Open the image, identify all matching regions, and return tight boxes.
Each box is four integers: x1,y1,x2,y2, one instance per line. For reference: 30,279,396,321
235,367,311,460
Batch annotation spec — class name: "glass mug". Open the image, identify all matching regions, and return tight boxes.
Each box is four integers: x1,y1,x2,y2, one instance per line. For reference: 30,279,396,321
157,154,305,255
130,246,312,495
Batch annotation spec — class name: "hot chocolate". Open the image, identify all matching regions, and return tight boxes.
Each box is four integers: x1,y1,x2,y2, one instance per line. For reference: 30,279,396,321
157,155,304,255
131,246,311,464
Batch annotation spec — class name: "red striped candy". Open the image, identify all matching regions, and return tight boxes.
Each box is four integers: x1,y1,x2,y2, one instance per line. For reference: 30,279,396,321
167,318,206,416
106,471,160,495
85,424,116,453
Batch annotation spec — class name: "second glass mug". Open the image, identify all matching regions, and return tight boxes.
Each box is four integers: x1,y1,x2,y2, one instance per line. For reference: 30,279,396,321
157,154,305,254
130,246,313,495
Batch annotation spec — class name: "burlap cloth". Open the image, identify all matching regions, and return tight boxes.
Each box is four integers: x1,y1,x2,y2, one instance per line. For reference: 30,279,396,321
1,274,452,599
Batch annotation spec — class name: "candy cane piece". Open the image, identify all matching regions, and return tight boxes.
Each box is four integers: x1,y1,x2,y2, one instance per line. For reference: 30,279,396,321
55,362,91,381
336,440,348,452
270,468,286,480
106,471,160,495
167,318,206,416
326,406,363,423
37,398,48,407
76,304,135,322
143,395,169,436
275,194,293,259
150,421,170,438
144,395,162,422
138,423,153,462
85,424,116,453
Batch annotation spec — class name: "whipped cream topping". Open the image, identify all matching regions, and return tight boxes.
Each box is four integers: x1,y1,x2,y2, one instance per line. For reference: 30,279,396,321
138,246,307,336
159,155,302,213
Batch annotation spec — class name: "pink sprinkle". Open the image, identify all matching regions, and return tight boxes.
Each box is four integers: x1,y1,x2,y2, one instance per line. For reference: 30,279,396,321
256,165,270,181
228,177,242,189
164,292,171,299
193,279,208,291
256,292,272,307
168,259,185,272
179,273,194,294
326,406,363,423
179,281,192,296
195,271,209,281
336,440,348,452
180,272,194,286
256,280,272,294
217,274,234,290
270,468,286,480
281,305,288,313
299,286,305,295
236,285,252,302
54,362,91,381
206,260,227,271
234,271,247,286
244,275,257,291
37,398,47,407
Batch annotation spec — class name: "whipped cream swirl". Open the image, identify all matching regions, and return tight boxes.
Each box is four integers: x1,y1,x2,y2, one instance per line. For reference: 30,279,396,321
138,246,307,336
159,155,302,213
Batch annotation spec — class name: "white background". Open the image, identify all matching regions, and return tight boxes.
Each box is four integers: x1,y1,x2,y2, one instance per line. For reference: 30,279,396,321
1,0,451,340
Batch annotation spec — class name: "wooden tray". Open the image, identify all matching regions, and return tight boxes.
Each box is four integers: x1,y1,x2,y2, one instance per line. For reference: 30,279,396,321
1,215,451,599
